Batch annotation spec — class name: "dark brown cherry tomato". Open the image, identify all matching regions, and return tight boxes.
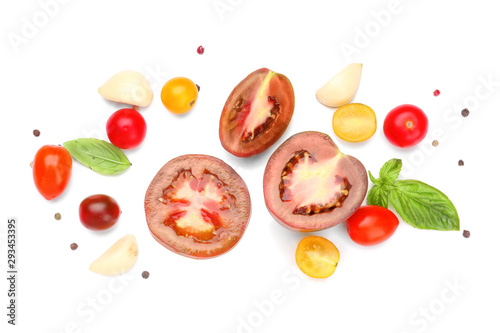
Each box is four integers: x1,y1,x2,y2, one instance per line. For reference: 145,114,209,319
79,194,121,230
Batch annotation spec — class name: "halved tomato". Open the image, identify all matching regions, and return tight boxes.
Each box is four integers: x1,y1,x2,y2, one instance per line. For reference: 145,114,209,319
144,155,251,259
263,131,368,231
219,68,295,157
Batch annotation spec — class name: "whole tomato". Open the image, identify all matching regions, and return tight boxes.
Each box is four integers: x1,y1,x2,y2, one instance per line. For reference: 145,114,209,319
32,145,72,200
160,77,198,114
383,104,428,148
346,205,399,246
79,194,121,230
106,108,147,149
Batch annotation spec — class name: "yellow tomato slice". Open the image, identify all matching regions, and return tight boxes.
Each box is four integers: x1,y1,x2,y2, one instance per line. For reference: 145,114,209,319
332,103,376,142
295,236,340,278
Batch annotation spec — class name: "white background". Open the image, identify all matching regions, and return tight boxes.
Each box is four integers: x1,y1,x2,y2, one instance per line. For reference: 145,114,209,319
1,0,500,332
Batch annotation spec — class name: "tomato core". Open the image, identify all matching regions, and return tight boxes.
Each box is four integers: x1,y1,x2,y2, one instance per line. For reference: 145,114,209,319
161,170,235,242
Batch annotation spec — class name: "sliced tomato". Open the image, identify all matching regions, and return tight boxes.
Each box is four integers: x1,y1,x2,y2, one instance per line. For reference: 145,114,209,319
219,68,294,157
144,155,251,259
263,131,368,231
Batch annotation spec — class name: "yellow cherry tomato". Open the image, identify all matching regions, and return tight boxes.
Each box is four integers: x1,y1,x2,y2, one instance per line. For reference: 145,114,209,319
332,103,377,142
161,77,198,114
295,236,340,278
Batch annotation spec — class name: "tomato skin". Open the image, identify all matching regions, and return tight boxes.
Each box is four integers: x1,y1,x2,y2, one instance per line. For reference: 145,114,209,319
383,104,428,148
160,77,198,114
106,108,147,149
79,194,121,231
33,145,72,200
346,205,399,246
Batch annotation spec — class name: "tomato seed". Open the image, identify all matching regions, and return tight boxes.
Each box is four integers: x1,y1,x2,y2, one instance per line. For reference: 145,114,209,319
142,271,150,279
433,90,440,96
70,243,78,250
462,230,470,238
461,108,470,117
197,46,204,55
54,213,61,220
458,160,464,166
33,129,40,137
432,140,439,147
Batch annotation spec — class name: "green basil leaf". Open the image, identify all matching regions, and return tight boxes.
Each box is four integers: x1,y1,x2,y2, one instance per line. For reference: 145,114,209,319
63,138,131,175
389,180,460,231
367,184,389,208
368,171,381,184
379,158,402,184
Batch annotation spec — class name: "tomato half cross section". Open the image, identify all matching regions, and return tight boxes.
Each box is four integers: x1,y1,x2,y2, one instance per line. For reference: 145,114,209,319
144,155,251,259
219,68,295,157
263,131,368,231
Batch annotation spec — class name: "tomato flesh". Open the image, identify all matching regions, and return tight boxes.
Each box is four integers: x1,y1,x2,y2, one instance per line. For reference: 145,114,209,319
383,104,428,148
79,194,121,231
346,205,399,246
296,236,340,278
161,170,234,242
280,150,350,215
106,108,147,149
33,145,72,200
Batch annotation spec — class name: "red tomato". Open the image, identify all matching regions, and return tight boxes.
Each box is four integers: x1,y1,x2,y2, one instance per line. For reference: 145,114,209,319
346,205,399,246
383,104,428,148
32,145,72,200
79,194,121,230
106,108,147,149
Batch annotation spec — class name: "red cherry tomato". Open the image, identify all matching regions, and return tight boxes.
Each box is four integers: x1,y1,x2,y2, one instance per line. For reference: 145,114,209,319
106,108,147,149
346,205,399,246
32,145,72,200
79,194,121,230
383,104,428,148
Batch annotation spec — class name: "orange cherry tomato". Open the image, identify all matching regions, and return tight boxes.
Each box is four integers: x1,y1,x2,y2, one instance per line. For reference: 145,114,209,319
160,77,198,114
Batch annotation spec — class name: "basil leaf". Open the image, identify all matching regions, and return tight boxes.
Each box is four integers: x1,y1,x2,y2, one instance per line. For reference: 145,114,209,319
367,184,389,208
389,180,460,231
63,138,131,175
368,171,381,184
379,158,402,184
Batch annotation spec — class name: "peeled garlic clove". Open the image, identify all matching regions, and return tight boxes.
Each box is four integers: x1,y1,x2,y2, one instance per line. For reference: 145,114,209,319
90,234,138,276
316,63,363,108
98,71,153,107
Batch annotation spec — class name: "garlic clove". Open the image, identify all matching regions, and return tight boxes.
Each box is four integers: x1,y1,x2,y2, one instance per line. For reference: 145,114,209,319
98,71,153,107
89,234,138,276
316,63,363,108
